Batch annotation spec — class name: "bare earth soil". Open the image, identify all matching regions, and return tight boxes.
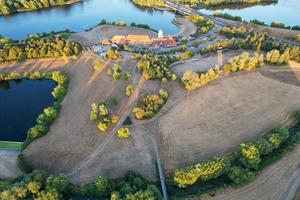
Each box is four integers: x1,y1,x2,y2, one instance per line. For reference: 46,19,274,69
159,66,300,175
69,25,157,46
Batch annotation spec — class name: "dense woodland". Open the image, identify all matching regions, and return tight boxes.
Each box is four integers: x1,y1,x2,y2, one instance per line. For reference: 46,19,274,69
0,170,162,200
0,0,80,15
0,35,81,62
131,0,164,8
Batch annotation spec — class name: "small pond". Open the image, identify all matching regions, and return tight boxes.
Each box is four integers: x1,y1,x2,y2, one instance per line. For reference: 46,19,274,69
0,79,56,142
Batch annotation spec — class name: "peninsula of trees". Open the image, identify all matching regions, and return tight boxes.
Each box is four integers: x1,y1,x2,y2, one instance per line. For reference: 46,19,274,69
0,34,81,62
131,0,164,8
0,0,82,15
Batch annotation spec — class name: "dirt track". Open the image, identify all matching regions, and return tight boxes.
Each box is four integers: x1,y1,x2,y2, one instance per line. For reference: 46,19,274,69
0,150,22,180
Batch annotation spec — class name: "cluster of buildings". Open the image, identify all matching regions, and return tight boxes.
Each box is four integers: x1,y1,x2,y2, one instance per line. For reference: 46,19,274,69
102,30,177,48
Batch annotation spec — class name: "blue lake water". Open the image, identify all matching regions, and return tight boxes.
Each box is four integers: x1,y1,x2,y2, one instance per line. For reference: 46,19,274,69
0,79,55,141
0,0,299,40
0,0,178,39
199,0,300,27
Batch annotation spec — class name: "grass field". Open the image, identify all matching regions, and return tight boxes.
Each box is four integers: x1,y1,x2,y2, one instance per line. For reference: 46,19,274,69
0,141,22,150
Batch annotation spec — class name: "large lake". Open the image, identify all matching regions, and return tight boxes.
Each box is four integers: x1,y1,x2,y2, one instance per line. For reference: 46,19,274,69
0,0,178,39
1,0,300,40
199,0,300,27
0,79,55,142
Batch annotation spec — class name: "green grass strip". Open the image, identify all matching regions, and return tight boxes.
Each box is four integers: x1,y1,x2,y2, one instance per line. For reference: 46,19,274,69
0,141,22,150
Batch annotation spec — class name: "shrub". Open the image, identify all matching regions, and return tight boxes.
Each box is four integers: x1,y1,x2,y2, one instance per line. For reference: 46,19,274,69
97,122,109,132
111,115,119,124
98,103,109,116
117,128,131,139
126,84,133,97
90,103,99,121
107,49,120,60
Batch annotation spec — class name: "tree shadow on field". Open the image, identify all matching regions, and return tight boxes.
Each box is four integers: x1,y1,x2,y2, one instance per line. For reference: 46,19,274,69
260,61,300,87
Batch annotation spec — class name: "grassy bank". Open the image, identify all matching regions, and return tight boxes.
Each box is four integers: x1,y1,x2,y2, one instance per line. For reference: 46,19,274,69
0,141,22,150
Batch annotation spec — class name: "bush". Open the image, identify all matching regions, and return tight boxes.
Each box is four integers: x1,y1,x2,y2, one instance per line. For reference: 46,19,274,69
117,128,131,139
90,103,99,121
126,84,133,97
107,49,120,60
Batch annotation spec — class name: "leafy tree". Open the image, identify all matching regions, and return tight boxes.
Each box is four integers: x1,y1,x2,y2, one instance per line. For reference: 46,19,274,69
132,89,168,119
228,166,254,185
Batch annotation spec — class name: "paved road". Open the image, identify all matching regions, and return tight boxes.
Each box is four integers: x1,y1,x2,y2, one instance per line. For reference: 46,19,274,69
0,149,23,179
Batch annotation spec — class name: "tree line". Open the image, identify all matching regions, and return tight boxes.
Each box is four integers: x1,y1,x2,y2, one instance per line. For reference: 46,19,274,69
0,0,80,15
0,170,163,199
219,25,248,38
130,0,164,8
0,35,81,63
213,12,300,31
200,32,300,63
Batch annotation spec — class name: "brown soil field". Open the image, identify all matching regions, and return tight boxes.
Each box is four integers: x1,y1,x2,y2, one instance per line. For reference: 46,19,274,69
191,146,300,200
69,25,157,46
158,66,300,175
0,52,156,184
